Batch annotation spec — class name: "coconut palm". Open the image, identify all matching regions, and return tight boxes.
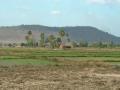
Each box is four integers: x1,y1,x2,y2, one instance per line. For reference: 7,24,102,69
59,28,65,44
40,32,45,47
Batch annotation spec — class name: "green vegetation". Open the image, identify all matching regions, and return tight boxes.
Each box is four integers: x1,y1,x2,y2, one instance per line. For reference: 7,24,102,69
25,30,35,47
23,30,120,48
40,32,45,47
0,27,120,48
0,29,119,66
0,59,56,66
0,48,120,66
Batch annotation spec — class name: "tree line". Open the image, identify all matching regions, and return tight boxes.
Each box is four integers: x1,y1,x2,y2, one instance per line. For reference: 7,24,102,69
24,28,119,48
25,28,70,48
0,28,119,48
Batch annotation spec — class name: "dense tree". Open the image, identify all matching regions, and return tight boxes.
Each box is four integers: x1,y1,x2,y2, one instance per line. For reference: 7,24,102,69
66,32,70,42
59,28,65,37
79,41,88,47
8,43,12,47
59,28,65,44
28,30,32,35
47,35,56,48
55,37,62,48
21,43,26,47
40,32,45,47
25,30,34,47
23,29,119,48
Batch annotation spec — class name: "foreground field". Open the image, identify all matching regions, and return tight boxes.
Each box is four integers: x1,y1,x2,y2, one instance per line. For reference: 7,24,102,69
0,63,120,90
0,48,120,90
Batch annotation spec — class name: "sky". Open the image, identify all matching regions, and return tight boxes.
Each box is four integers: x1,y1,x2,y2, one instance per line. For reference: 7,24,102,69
0,0,120,36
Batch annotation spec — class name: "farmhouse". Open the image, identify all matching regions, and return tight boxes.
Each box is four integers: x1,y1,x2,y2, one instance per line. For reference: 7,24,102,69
59,43,72,49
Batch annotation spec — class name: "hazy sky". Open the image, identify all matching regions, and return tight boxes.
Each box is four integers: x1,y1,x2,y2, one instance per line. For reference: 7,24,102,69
0,0,120,36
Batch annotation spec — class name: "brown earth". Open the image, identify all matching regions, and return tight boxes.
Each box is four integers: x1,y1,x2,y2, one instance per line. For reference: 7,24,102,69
0,61,120,90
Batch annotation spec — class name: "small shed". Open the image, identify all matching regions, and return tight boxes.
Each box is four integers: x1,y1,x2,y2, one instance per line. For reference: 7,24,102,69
59,43,72,49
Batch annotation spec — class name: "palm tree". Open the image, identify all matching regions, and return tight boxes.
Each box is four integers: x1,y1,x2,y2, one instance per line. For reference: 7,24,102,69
48,35,56,48
40,32,45,47
28,30,32,35
25,30,34,47
59,28,65,44
66,32,70,42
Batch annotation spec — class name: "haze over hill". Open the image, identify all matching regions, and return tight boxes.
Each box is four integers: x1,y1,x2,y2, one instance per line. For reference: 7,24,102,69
0,25,120,44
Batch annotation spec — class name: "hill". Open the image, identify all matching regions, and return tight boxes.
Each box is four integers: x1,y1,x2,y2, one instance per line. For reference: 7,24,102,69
0,25,120,44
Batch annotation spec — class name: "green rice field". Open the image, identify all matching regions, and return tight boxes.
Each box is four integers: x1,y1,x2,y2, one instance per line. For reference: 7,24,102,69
0,48,120,66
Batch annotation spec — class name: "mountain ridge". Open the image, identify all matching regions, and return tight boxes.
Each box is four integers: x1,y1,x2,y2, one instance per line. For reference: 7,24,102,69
0,25,119,44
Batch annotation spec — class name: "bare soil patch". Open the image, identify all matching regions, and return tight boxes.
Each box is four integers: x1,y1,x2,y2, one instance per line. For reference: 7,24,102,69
0,62,120,90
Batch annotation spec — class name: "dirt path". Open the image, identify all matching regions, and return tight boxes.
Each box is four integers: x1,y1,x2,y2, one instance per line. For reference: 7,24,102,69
94,73,120,78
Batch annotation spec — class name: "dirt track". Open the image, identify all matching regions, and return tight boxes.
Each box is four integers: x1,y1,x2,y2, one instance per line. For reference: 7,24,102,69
0,64,120,90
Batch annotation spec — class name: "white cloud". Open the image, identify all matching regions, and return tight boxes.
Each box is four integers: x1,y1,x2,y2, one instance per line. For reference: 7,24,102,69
51,10,61,16
87,0,120,4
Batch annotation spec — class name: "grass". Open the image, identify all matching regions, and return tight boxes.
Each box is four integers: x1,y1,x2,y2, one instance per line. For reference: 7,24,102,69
0,59,56,66
0,48,120,66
